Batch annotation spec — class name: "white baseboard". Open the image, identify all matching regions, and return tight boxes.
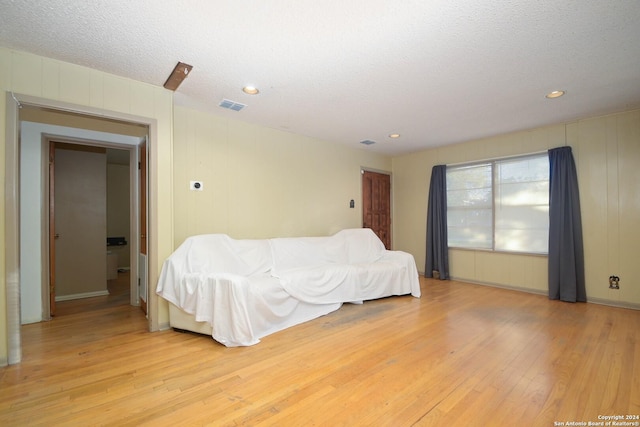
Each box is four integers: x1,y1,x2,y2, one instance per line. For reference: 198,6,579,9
55,290,110,302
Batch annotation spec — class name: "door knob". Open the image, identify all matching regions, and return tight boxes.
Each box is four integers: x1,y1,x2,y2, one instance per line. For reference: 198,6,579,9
54,233,60,239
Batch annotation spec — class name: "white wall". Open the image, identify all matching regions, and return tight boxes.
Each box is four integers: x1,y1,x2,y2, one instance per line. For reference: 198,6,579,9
19,121,139,324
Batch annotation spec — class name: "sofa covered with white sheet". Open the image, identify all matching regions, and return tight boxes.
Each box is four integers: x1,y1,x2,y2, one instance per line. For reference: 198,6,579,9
156,228,420,347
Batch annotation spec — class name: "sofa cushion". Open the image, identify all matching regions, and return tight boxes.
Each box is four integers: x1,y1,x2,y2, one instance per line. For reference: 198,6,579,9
180,234,273,276
269,228,386,277
269,235,346,277
333,228,386,264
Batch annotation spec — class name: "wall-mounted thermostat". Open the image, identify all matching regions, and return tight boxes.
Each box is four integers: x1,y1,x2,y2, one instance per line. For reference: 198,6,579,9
190,180,203,191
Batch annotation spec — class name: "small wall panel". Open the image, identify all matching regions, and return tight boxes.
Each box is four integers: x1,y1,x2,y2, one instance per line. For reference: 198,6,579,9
59,60,91,105
10,51,42,96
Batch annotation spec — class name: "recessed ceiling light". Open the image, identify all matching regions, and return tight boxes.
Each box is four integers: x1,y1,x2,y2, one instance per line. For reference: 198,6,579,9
242,86,259,95
388,133,401,139
545,90,565,99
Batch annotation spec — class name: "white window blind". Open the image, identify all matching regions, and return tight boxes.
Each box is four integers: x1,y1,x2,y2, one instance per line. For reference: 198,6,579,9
446,153,549,254
446,163,493,249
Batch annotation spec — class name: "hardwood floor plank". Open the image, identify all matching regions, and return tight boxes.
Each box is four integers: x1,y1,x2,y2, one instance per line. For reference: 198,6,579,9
1,274,639,426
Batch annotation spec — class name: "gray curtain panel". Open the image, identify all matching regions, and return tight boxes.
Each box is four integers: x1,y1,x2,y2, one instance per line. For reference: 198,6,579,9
548,146,586,302
425,165,449,279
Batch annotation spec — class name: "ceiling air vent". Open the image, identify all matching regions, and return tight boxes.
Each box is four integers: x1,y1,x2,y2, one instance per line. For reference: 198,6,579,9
360,139,376,145
219,99,246,111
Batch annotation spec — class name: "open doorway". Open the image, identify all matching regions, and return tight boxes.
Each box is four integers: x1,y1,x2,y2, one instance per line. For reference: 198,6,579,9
18,106,148,332
47,142,136,318
5,92,162,365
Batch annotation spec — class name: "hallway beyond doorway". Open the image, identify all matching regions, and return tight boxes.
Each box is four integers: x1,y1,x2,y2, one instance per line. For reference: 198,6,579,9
54,271,131,317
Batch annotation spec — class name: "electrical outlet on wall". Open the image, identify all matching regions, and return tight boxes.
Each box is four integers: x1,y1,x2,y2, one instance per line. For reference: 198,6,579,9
190,180,203,191
609,275,620,289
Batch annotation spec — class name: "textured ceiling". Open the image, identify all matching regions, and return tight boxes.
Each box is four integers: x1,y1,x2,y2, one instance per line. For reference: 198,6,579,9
1,0,640,155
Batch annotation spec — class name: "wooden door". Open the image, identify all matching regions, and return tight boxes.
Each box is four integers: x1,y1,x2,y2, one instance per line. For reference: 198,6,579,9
139,140,147,314
362,170,391,249
51,143,107,308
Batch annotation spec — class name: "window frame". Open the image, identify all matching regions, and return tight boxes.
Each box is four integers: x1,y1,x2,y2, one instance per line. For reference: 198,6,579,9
446,152,549,256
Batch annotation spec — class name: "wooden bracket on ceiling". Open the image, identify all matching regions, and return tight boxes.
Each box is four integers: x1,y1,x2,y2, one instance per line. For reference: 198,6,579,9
163,62,193,91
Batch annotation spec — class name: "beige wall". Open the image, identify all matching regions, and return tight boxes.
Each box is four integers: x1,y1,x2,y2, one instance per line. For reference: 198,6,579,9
0,47,174,365
107,163,131,268
392,110,640,307
172,106,392,245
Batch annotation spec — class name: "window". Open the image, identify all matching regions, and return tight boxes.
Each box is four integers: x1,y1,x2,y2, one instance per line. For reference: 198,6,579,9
447,163,493,249
446,154,549,254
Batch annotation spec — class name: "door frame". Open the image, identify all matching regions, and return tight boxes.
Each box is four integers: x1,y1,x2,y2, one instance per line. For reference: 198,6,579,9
4,92,158,364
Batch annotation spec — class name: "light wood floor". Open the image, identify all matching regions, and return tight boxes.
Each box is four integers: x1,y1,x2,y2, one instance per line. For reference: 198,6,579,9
1,274,639,426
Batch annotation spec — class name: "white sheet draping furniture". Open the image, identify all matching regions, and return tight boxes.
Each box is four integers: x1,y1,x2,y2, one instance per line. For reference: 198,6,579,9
156,228,420,347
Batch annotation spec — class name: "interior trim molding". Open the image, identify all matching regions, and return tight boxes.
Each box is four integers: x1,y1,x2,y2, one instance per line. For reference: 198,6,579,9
4,92,21,365
55,290,110,302
4,91,161,365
